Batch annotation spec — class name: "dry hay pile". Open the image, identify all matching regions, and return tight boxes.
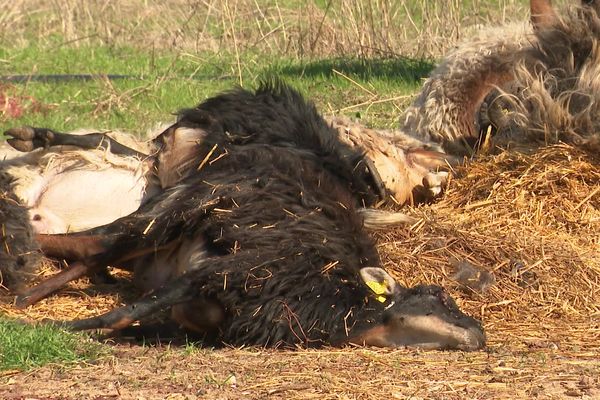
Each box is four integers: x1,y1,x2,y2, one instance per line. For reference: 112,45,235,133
379,144,599,349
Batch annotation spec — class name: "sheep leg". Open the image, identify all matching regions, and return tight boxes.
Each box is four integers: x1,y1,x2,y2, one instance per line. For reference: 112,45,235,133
37,230,153,264
4,126,147,157
17,232,173,307
15,261,94,308
13,234,113,308
52,272,196,331
36,233,108,260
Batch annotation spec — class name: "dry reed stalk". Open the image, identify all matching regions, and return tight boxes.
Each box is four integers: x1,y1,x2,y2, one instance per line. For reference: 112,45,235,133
0,0,533,60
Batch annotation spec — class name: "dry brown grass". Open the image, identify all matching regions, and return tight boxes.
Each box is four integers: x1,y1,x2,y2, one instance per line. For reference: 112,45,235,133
1,143,598,399
0,0,544,59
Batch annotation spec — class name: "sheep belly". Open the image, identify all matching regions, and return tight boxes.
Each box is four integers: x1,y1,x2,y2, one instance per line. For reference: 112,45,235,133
30,168,147,233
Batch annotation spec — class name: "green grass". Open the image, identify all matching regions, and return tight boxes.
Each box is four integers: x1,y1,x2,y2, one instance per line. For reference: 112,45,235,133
0,317,104,371
1,44,433,134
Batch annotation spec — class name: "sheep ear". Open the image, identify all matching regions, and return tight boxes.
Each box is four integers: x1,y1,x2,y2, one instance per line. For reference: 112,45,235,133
360,267,402,301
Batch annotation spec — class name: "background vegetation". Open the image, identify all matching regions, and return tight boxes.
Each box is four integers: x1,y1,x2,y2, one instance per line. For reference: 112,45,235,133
0,0,546,132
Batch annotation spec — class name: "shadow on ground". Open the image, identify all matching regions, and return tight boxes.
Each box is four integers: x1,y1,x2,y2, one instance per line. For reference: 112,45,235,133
269,57,435,83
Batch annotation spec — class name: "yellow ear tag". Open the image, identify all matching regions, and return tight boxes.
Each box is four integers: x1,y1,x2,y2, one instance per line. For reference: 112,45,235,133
366,280,388,303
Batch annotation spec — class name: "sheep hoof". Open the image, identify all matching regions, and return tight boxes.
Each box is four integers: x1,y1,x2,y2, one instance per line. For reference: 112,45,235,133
6,138,34,152
4,126,56,152
423,171,449,198
4,126,35,140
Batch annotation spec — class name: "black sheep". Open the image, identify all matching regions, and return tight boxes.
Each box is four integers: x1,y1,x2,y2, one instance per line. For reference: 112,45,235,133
18,82,485,350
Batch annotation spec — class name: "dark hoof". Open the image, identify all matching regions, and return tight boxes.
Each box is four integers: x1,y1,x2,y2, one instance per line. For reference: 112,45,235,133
14,294,33,309
4,126,35,140
90,268,118,284
4,126,55,152
6,138,34,152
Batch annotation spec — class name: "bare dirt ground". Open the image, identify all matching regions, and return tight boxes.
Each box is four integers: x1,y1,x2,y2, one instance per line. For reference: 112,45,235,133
1,328,599,400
